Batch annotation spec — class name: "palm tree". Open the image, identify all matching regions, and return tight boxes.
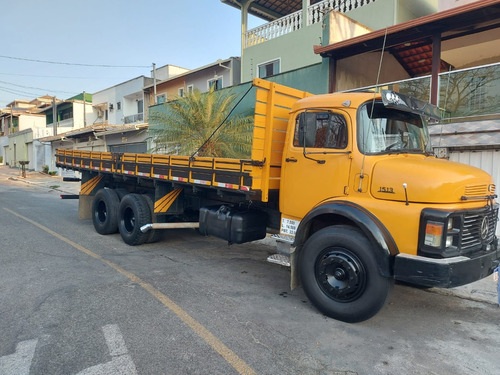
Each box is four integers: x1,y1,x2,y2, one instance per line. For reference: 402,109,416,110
149,86,253,158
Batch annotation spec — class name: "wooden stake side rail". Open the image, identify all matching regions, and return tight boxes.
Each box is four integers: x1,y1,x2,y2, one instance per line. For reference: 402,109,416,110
55,149,260,195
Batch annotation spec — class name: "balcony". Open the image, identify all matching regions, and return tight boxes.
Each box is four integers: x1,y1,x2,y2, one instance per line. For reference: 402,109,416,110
124,113,144,124
46,118,74,129
348,62,500,123
244,0,377,47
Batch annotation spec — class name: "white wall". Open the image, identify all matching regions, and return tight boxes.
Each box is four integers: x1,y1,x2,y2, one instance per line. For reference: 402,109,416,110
18,115,46,132
72,102,97,129
185,59,241,92
93,76,152,124
155,65,190,81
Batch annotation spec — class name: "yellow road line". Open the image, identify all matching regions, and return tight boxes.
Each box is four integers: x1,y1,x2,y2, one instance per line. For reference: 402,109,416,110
4,207,258,375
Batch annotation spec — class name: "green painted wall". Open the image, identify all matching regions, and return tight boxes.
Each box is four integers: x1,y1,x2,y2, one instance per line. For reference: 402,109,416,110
258,62,329,94
242,22,323,83
67,92,93,102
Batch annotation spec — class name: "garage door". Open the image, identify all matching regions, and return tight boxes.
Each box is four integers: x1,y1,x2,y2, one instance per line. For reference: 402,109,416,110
449,149,500,235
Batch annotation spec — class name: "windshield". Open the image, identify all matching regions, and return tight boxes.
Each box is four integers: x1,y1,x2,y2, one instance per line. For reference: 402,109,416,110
357,100,432,155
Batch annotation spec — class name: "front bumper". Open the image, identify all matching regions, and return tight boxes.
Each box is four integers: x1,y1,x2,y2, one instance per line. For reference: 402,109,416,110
393,247,500,288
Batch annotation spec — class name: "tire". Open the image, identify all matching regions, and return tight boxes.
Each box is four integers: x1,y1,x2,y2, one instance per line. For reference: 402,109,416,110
118,194,152,246
92,188,120,235
299,226,393,323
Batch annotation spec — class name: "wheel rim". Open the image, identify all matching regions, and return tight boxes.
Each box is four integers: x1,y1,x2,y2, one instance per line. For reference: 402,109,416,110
96,200,107,224
122,206,135,233
315,247,366,302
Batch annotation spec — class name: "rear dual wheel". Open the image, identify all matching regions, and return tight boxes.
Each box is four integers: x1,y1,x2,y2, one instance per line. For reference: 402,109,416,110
118,194,152,246
92,190,160,246
299,226,393,323
92,188,120,235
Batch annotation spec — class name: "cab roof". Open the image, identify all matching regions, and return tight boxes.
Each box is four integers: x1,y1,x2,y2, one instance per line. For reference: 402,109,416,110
291,91,381,113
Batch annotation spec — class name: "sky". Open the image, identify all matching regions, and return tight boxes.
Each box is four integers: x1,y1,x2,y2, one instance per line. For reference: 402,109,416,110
0,0,264,108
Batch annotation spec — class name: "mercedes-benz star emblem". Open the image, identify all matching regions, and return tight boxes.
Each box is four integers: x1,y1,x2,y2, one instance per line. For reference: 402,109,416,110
480,216,489,240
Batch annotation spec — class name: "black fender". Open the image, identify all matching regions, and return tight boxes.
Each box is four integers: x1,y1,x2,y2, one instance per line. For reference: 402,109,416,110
293,201,399,278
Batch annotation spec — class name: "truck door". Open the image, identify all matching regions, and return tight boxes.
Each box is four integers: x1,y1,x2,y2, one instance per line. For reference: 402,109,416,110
280,110,352,225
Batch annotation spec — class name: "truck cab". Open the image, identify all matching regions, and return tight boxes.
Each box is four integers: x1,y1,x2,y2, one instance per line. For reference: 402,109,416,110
280,89,499,322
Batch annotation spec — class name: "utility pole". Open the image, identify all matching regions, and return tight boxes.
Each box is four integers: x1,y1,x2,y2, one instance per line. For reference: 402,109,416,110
83,91,87,127
53,96,58,136
153,63,157,105
10,104,13,134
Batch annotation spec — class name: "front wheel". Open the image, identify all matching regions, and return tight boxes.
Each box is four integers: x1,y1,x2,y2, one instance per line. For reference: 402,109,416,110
299,226,393,323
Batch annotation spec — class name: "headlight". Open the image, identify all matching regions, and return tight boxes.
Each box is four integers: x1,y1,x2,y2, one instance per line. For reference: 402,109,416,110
419,210,460,258
424,221,443,247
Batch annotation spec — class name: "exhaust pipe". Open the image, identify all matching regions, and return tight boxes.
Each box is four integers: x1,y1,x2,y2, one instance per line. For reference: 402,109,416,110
140,222,200,233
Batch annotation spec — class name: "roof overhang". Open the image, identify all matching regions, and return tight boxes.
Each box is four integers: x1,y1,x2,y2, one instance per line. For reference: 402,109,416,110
314,0,500,77
39,124,149,142
220,0,324,21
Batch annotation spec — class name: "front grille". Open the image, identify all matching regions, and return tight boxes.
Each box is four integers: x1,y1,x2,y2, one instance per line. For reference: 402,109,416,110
460,206,498,252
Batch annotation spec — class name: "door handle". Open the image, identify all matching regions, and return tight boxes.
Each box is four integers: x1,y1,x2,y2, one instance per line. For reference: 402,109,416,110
285,158,297,162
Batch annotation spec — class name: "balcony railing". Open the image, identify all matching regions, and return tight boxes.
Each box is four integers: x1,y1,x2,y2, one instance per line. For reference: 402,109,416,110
46,118,74,129
124,113,144,124
346,62,500,122
244,0,377,47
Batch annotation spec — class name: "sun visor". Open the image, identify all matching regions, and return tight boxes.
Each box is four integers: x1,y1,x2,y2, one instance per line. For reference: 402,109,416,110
381,90,441,121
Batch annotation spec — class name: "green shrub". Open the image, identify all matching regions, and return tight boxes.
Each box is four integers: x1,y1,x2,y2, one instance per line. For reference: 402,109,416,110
42,165,49,174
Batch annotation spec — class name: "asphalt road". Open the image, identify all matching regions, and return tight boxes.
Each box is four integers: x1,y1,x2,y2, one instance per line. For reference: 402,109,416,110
1,172,500,375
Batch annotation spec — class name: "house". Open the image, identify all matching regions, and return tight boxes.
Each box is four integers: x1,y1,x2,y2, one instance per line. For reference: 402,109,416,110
92,76,154,126
0,96,59,169
38,93,95,134
221,0,439,92
44,75,153,173
144,57,241,107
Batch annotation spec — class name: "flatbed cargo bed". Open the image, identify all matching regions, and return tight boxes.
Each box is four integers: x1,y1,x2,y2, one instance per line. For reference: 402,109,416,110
56,78,311,202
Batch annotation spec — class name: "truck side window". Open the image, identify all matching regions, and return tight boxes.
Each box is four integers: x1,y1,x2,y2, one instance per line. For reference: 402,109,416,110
293,112,347,149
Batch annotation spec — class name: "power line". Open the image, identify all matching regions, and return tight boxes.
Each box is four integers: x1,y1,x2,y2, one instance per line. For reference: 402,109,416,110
0,54,150,68
0,80,77,95
0,72,111,80
0,86,45,97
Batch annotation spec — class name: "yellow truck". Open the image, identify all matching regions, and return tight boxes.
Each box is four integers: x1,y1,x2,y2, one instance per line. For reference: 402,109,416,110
56,78,499,322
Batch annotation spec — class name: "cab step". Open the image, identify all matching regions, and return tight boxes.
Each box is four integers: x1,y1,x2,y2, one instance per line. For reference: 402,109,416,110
271,233,294,243
267,254,291,267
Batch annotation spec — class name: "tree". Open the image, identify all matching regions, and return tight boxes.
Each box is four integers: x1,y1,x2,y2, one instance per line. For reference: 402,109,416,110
149,86,253,158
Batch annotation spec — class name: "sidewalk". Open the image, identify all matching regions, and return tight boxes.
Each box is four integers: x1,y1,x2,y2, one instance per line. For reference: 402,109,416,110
2,165,498,307
0,165,80,195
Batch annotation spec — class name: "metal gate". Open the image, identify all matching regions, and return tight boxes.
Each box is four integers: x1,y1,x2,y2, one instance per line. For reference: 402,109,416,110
449,149,500,235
